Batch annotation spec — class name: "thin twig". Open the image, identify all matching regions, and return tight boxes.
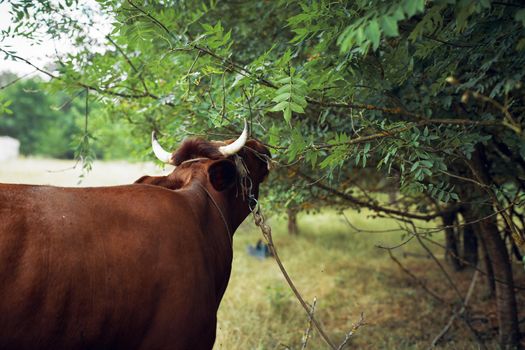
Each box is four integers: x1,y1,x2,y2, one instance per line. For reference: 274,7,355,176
428,270,483,349
336,313,366,350
0,70,36,90
410,223,486,347
342,212,403,234
106,35,150,94
422,236,525,290
0,48,165,101
299,172,458,221
252,208,339,350
377,247,445,304
411,223,464,301
301,297,317,350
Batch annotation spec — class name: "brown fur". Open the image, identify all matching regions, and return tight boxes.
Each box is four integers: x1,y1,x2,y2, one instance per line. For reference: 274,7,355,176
0,136,271,350
172,138,223,165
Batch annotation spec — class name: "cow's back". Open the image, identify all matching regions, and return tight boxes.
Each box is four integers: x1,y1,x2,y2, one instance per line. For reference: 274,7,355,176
0,184,219,350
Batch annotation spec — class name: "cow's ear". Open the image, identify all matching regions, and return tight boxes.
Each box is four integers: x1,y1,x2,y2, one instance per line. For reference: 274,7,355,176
208,160,237,192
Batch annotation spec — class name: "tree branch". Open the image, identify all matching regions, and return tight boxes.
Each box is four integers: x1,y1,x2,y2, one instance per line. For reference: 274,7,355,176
428,270,484,349
299,172,457,221
314,119,505,150
0,48,174,104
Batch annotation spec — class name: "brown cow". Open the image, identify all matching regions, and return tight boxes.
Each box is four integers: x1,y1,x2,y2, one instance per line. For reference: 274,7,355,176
0,123,270,350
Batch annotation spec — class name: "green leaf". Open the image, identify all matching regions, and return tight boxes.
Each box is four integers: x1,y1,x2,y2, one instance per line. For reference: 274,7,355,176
287,128,306,160
306,150,318,167
268,124,279,147
380,16,399,37
275,76,291,85
410,161,419,172
337,25,355,52
293,77,308,86
403,0,424,17
515,9,525,27
291,94,307,107
283,106,292,125
437,190,444,202
517,38,525,51
420,160,433,168
272,92,291,103
421,168,432,176
275,85,291,95
289,101,304,113
365,20,381,50
270,100,288,112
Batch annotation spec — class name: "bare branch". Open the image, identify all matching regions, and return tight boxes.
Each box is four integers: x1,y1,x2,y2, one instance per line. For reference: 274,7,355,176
412,223,464,301
377,247,445,304
428,270,484,349
0,70,36,90
299,172,458,221
252,207,339,349
336,313,366,350
300,297,317,350
106,35,150,94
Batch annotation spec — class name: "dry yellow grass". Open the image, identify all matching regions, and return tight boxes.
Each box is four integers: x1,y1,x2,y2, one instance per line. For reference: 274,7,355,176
1,158,522,349
217,213,522,349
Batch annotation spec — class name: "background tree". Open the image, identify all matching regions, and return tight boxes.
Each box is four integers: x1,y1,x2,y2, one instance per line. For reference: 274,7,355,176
0,73,138,160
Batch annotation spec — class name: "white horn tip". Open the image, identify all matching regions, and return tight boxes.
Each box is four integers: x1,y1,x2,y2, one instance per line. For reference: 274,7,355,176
219,120,248,156
151,131,173,164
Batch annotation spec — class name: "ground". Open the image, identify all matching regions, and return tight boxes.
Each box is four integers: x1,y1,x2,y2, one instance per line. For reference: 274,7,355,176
217,213,524,349
1,158,523,349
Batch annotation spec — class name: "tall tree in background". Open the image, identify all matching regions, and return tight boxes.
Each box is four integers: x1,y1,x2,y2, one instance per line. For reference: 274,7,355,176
1,0,524,347
0,74,80,158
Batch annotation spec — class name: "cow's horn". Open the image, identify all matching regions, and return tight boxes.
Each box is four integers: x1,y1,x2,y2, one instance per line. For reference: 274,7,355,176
218,120,248,156
151,131,173,164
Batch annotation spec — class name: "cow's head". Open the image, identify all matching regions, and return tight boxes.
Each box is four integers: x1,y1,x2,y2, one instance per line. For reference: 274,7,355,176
135,122,271,224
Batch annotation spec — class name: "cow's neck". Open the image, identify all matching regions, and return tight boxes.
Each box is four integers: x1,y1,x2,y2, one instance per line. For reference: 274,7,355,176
177,181,236,302
195,182,233,241
191,181,253,233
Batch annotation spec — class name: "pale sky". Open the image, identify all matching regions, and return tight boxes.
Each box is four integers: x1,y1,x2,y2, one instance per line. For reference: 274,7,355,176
0,1,109,76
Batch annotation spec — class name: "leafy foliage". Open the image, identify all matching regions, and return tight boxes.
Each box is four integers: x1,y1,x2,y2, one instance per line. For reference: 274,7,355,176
1,0,524,217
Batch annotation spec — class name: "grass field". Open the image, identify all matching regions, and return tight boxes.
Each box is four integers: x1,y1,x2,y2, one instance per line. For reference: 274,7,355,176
216,213,524,350
1,158,523,349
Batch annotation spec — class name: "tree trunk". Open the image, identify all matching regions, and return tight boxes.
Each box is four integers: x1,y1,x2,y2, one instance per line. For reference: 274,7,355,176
287,208,299,235
460,212,478,268
442,212,462,271
478,216,519,349
510,238,523,262
506,228,523,262
470,146,519,349
477,227,496,299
